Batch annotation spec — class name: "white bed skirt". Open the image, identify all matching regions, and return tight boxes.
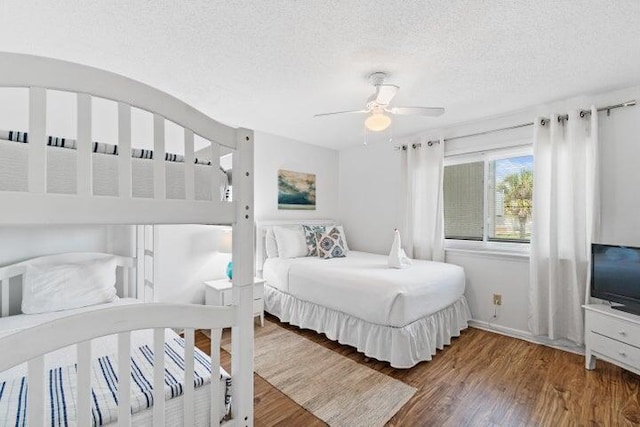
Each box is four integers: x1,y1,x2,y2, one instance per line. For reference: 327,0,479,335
264,285,472,369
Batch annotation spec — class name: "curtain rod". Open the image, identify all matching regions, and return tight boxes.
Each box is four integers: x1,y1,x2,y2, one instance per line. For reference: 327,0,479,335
396,99,636,150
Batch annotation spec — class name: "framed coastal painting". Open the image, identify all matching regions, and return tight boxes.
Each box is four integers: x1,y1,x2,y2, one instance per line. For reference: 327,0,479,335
278,169,316,210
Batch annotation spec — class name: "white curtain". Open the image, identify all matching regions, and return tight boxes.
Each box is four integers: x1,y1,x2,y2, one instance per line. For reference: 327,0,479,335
529,107,599,345
400,140,445,262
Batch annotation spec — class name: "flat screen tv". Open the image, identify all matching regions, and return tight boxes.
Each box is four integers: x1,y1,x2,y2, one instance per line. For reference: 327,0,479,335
592,243,640,315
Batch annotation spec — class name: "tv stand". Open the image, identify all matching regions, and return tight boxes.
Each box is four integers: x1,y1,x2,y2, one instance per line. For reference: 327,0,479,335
611,304,640,316
584,304,640,376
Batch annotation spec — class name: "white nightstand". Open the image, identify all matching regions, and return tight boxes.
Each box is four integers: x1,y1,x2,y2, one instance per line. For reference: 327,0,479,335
204,277,265,326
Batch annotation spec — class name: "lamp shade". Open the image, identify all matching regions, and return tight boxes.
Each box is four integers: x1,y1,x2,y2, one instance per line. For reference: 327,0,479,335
365,112,391,132
218,230,232,253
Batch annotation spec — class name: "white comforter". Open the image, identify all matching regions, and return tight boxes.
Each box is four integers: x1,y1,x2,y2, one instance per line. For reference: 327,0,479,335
263,251,465,327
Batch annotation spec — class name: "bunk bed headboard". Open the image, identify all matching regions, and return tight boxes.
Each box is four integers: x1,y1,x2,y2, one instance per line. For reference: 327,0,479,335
0,252,137,318
0,52,250,225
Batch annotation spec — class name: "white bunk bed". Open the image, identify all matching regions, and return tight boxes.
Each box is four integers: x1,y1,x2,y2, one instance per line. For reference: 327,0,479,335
0,53,255,426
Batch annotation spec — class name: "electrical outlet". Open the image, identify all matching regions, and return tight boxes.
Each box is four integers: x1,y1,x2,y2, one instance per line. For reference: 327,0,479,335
493,294,502,306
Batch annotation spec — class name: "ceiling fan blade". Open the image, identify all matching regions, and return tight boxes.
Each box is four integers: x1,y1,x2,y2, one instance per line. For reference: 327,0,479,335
374,84,399,105
314,109,369,117
389,107,445,117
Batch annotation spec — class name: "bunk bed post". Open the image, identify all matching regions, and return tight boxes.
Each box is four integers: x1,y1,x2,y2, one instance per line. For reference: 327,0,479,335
153,114,166,200
76,93,93,196
210,141,220,201
184,129,195,200
231,128,255,426
28,87,47,193
118,102,132,199
151,225,159,302
136,225,145,300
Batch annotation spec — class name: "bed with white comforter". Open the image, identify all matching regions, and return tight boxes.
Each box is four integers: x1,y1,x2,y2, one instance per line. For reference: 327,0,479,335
0,299,231,426
263,251,471,368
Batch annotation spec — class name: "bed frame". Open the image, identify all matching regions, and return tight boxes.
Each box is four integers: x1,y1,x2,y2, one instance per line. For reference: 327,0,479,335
0,53,255,426
256,219,472,369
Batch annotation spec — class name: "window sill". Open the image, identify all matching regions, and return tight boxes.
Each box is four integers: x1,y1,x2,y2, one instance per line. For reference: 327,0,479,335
445,247,530,261
444,241,530,261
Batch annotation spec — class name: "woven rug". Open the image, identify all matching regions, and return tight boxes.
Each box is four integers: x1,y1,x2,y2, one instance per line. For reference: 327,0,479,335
222,320,416,427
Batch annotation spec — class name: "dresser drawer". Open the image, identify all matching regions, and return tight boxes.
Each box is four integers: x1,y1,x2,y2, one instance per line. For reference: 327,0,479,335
254,282,264,299
219,289,232,306
220,285,264,306
591,332,640,367
588,311,640,347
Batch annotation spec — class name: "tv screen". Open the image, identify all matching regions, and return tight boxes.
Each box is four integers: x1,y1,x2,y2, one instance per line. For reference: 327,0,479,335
592,244,640,312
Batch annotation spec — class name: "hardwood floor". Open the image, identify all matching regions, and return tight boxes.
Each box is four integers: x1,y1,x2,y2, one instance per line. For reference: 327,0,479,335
196,315,640,426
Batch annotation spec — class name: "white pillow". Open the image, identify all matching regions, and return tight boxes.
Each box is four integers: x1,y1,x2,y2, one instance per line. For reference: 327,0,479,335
265,228,279,258
272,225,308,259
22,257,118,314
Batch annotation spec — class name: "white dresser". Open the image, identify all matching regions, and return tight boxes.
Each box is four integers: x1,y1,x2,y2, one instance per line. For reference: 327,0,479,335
584,304,640,375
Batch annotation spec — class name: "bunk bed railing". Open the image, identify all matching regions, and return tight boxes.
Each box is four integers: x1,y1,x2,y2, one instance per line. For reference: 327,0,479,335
0,303,235,426
0,53,236,149
0,52,240,225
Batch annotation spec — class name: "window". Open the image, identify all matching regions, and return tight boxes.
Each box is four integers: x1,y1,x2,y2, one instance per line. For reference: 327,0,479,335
444,149,533,244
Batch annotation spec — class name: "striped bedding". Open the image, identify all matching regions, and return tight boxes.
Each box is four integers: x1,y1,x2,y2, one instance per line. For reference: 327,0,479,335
0,329,231,426
0,129,216,166
0,336,231,426
0,333,231,426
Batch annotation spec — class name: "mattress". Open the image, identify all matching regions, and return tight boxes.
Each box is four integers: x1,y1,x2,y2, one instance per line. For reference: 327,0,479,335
0,139,228,200
263,251,465,327
0,299,231,426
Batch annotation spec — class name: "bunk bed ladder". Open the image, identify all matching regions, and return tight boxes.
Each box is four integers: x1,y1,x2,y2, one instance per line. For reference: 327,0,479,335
135,224,157,302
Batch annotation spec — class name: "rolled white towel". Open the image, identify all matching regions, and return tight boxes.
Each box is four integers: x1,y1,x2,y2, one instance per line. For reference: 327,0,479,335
388,229,412,269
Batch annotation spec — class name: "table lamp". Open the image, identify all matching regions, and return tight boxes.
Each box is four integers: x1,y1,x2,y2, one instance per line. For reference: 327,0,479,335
219,229,233,280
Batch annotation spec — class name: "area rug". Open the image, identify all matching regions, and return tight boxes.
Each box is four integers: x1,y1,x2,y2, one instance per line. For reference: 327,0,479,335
222,320,416,427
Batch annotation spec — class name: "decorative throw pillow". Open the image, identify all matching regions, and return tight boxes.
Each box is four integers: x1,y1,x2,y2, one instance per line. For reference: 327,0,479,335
315,227,347,259
334,225,350,252
302,225,326,256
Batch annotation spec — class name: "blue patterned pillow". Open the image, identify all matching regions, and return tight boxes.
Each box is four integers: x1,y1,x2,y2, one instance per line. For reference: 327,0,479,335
302,225,326,256
315,227,346,259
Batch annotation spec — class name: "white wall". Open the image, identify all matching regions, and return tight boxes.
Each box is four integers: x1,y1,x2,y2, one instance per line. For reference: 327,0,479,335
153,225,231,304
446,251,530,333
0,225,109,266
255,131,339,221
339,141,401,255
339,84,640,337
598,104,640,246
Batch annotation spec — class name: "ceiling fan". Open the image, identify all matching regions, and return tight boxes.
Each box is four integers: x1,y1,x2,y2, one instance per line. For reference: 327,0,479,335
314,72,445,132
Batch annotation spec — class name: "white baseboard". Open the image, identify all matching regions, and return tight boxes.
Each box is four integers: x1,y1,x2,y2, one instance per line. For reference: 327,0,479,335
469,319,585,356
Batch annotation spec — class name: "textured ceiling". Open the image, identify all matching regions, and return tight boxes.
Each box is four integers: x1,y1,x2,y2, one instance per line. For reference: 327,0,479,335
1,1,639,150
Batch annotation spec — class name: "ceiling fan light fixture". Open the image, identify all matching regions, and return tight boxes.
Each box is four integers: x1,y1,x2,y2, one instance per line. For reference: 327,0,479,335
365,112,391,132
